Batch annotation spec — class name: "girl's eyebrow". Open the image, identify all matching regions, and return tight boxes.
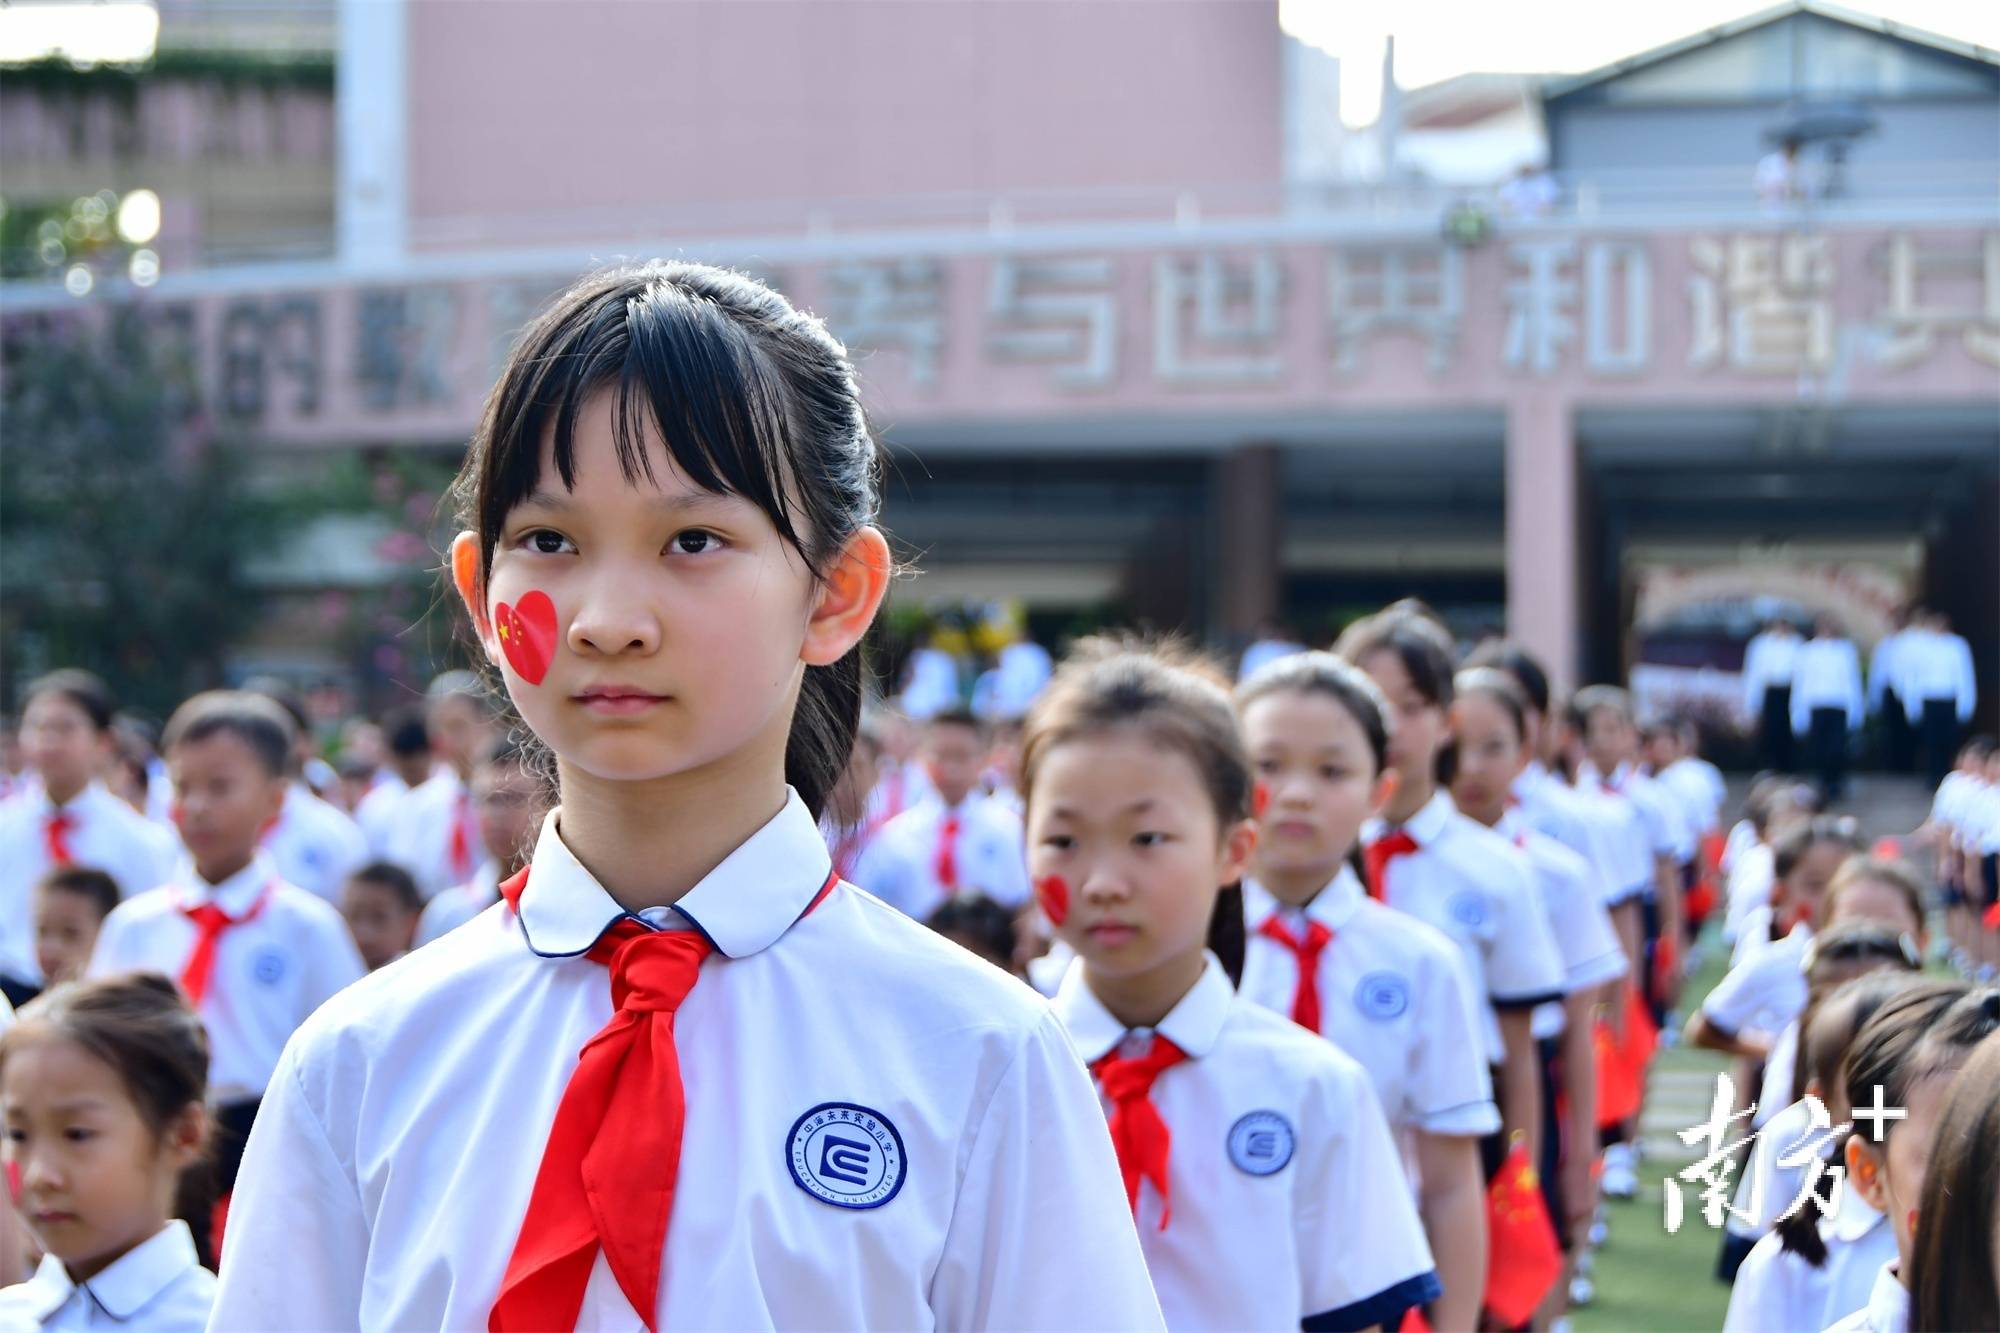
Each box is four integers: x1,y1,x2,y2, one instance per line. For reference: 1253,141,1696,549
518,488,743,517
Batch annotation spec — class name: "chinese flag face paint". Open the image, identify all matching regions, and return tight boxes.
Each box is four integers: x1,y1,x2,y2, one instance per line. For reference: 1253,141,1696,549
1252,780,1271,819
495,591,558,686
1036,874,1070,927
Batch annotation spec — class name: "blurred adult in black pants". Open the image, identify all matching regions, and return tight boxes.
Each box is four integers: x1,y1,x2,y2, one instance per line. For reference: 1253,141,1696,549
1742,618,1802,772
1868,607,1916,772
1896,609,1979,785
1790,617,1863,803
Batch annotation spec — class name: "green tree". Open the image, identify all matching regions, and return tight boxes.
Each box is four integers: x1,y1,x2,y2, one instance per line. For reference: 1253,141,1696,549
1,312,329,714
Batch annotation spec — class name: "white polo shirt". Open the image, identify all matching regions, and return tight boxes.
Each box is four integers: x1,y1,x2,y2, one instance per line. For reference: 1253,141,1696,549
87,852,365,1099
1580,762,1696,866
1724,1192,1897,1333
1364,793,1567,1061
1788,638,1865,735
414,860,502,947
1497,812,1628,1040
261,782,369,904
1656,758,1725,838
1893,628,1977,722
847,792,1029,922
206,790,1163,1333
1240,870,1499,1142
1741,629,1801,715
1052,953,1440,1333
1824,1261,1909,1333
1700,923,1812,1043
0,781,177,982
0,1219,213,1332
374,769,482,901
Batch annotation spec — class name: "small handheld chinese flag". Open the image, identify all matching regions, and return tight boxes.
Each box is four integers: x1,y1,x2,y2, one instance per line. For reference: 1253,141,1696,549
1483,1141,1564,1328
1684,879,1717,928
1594,984,1656,1128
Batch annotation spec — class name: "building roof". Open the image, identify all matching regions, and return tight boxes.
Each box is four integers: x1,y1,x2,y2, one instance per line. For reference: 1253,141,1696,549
1542,1,1998,102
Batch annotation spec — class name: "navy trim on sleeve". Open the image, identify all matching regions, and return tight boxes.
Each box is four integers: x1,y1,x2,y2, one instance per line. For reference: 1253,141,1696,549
1492,989,1566,1011
1303,1269,1443,1332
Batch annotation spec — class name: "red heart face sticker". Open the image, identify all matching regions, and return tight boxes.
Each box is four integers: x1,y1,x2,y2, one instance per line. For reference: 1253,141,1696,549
495,590,558,687
1036,874,1070,927
1252,780,1271,819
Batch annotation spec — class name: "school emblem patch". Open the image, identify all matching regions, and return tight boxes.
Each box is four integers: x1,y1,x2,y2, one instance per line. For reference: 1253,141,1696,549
1355,971,1411,1021
251,948,287,986
1449,892,1489,929
1227,1110,1295,1176
787,1103,906,1210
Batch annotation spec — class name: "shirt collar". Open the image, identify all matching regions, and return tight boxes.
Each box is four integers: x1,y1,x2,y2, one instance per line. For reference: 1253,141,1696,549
515,787,832,960
1862,1262,1907,1331
1827,1185,1884,1243
1242,864,1366,934
32,780,112,821
174,851,278,916
1051,951,1234,1064
1383,789,1453,845
19,1220,201,1323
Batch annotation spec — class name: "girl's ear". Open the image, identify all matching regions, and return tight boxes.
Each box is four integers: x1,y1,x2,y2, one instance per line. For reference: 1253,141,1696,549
1219,817,1259,885
1845,1133,1888,1210
802,527,891,668
451,532,494,646
166,1101,208,1172
1369,769,1400,817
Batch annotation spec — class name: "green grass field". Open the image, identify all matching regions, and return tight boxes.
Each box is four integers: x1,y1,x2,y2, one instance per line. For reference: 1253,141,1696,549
1571,939,1736,1333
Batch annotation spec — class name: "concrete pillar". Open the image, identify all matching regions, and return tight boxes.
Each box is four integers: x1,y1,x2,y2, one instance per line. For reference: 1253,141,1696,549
337,0,408,267
1505,394,1581,691
1214,443,1283,646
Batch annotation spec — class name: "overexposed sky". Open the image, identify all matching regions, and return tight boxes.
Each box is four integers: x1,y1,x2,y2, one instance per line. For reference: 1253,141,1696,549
1278,0,2000,124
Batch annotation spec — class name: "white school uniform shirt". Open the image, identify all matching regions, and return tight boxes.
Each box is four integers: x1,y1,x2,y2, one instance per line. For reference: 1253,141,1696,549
1727,843,1779,946
1723,818,1759,878
1560,779,1657,908
847,791,1029,922
1789,637,1865,735
354,770,415,852
1701,922,1812,1043
1743,629,1803,714
261,781,369,903
1579,762,1695,866
1893,627,1978,723
376,769,482,901
414,860,502,947
1051,953,1440,1333
1497,812,1628,1040
1930,771,1980,840
0,781,177,982
86,852,365,1098
862,759,934,830
1364,792,1567,1062
206,789,1163,1333
1656,757,1724,838
1867,629,1913,713
0,1220,212,1332
1240,870,1500,1143
1823,1262,1908,1333
1725,1194,1897,1333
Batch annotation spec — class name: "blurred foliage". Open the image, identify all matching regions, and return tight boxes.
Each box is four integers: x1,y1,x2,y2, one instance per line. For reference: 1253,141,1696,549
0,190,132,280
0,311,365,714
0,52,333,95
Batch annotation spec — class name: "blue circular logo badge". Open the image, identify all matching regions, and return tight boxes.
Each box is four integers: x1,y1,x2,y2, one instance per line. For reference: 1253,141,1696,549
787,1103,906,1210
251,949,287,986
1227,1111,1296,1176
1355,971,1411,1021
1449,892,1489,929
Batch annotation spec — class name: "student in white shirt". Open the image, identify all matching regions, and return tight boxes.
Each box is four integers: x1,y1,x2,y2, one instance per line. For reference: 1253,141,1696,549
1867,611,1917,775
1902,1028,2000,1333
1234,650,1498,1332
0,972,215,1332
31,867,122,993
849,706,1030,921
340,861,424,972
87,691,366,1259
416,737,545,946
374,674,503,900
1744,619,1804,772
0,672,179,989
1790,619,1866,803
1342,612,1566,1168
1449,668,1628,1265
1724,968,1919,1331
243,685,371,903
353,704,436,849
208,262,1160,1332
1896,610,1980,786
1028,640,1440,1331
1824,981,2000,1333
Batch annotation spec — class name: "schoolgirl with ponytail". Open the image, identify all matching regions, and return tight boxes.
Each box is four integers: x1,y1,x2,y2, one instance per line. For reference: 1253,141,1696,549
211,263,1161,1331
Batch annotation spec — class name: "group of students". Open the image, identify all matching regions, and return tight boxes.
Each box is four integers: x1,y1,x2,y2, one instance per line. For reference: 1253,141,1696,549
0,259,1995,1332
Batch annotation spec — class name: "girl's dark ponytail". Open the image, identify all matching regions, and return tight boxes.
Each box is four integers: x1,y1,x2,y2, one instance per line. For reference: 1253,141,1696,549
790,651,867,820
